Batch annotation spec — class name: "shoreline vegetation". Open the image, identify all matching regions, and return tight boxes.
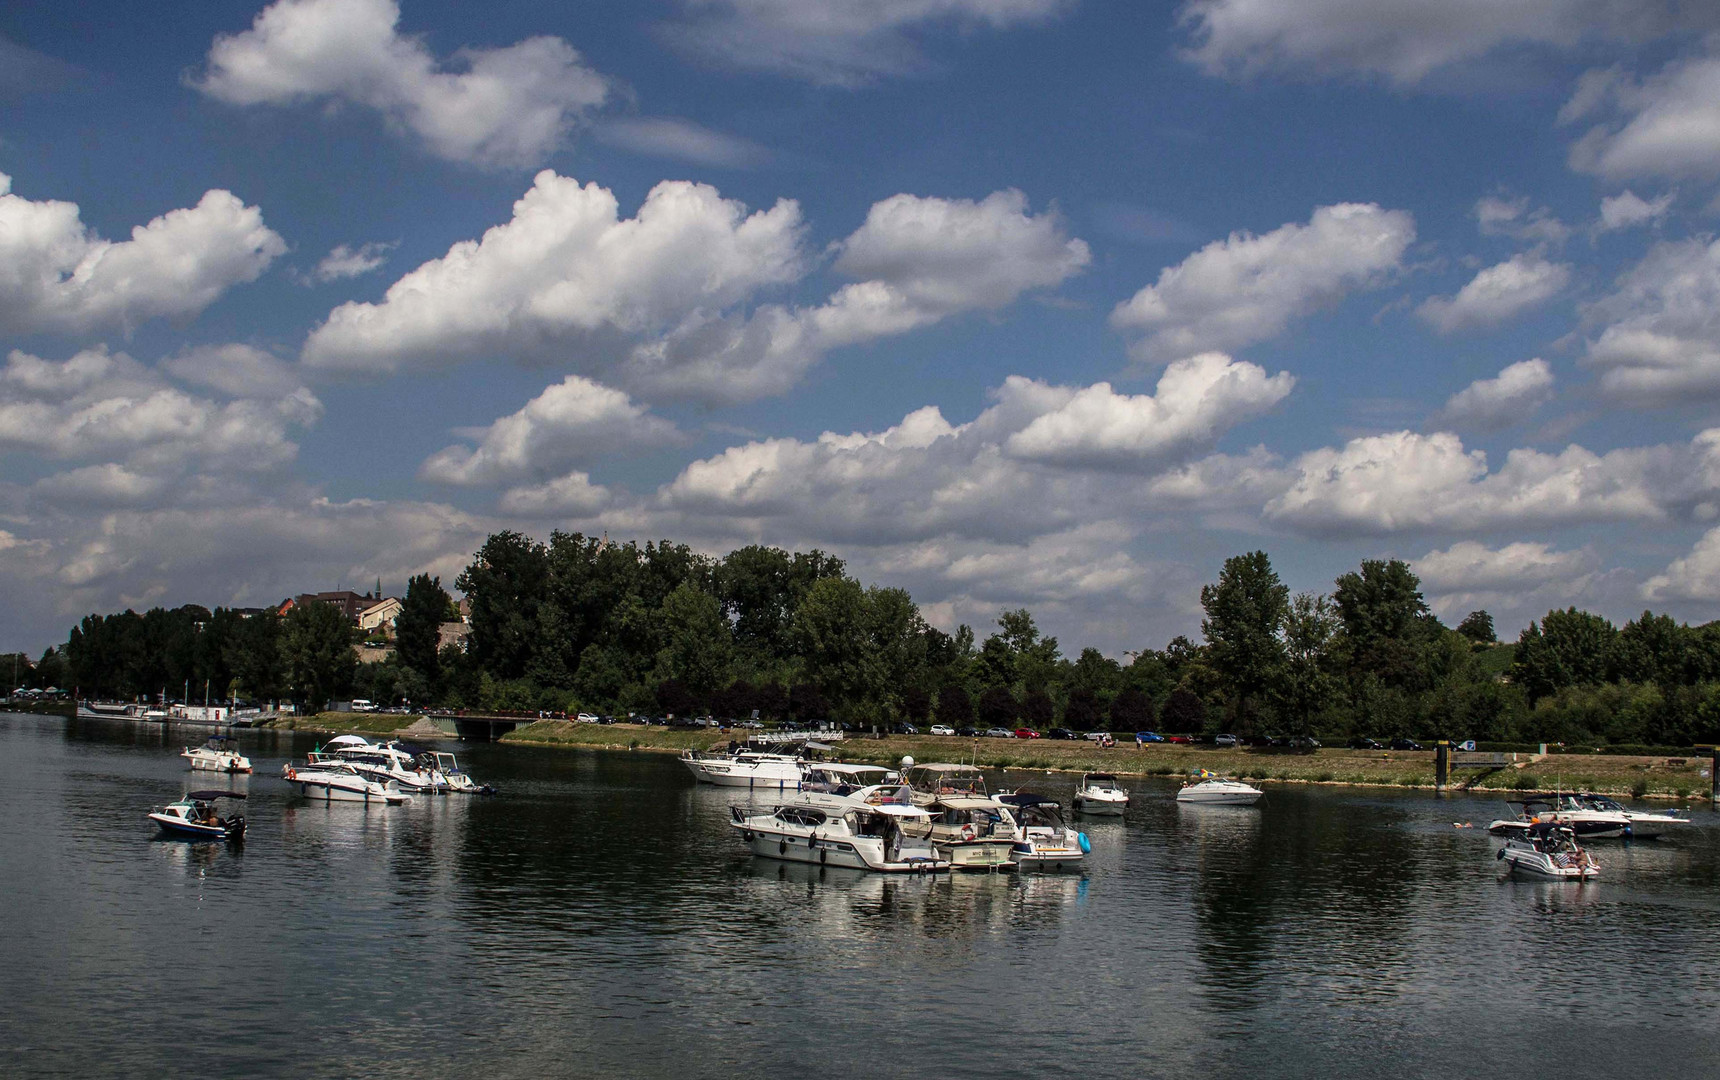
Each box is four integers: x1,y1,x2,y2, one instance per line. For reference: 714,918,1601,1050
242,713,1711,802
21,536,1720,779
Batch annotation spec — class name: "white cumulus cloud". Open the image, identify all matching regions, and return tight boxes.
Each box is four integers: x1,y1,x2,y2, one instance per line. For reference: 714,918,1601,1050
0,173,283,335
302,170,808,377
420,375,680,487
1643,526,1720,602
1582,236,1720,403
1431,358,1555,431
304,175,1087,405
1564,53,1720,182
1415,539,1595,593
660,0,1070,86
1111,203,1414,361
1596,189,1674,232
195,0,610,167
1265,429,1670,537
1417,253,1571,334
1181,0,1712,85
1003,353,1294,470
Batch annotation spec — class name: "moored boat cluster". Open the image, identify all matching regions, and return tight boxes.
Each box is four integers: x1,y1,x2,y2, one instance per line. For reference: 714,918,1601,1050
688,739,1266,874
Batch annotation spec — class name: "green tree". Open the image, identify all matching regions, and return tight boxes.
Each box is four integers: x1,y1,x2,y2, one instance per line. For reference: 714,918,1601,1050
936,684,973,727
280,601,357,709
1456,610,1496,645
1276,592,1339,736
396,574,450,686
1512,608,1618,704
1110,686,1153,731
655,581,734,697
1333,558,1440,693
456,531,548,680
1200,551,1290,723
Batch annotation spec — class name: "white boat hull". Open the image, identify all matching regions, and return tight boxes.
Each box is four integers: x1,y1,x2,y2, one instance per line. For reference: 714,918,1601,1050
183,749,251,773
731,819,946,873
1500,848,1599,880
1177,780,1263,805
682,755,804,789
284,766,408,804
1072,794,1127,816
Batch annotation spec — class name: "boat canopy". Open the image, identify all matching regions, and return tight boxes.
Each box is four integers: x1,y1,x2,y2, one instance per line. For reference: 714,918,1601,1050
998,792,1060,808
911,763,984,773
866,803,931,818
814,763,892,776
327,735,370,747
187,790,247,800
1084,773,1118,783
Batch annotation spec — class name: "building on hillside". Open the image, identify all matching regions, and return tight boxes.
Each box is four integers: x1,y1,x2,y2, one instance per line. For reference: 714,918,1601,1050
438,621,472,652
279,590,386,622
457,596,471,625
358,597,403,633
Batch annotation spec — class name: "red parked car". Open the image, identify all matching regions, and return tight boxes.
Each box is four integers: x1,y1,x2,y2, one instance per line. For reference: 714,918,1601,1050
1013,728,1041,739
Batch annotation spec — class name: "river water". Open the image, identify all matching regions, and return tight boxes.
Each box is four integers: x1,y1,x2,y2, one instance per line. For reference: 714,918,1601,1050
3,710,1718,1078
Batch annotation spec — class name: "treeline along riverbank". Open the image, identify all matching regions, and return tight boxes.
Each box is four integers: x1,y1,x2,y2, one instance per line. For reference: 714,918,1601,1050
15,531,1720,753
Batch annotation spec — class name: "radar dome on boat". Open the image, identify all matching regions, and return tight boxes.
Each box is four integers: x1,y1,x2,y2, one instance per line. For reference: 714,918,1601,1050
900,755,914,767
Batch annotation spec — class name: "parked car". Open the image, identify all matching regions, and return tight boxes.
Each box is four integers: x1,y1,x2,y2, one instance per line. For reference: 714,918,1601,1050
1046,727,1079,740
1348,737,1383,750
576,712,600,723
1166,734,1192,744
1288,735,1321,749
956,726,979,738
736,718,764,729
1134,731,1165,743
1013,727,1041,739
1389,737,1424,751
930,724,955,736
985,727,1016,738
1213,733,1239,748
890,721,919,735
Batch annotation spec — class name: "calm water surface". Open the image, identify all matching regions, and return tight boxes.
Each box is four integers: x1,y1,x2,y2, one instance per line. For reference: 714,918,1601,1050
3,711,1719,1078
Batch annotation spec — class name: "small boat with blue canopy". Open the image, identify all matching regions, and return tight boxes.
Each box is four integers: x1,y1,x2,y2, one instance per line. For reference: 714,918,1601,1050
148,790,247,842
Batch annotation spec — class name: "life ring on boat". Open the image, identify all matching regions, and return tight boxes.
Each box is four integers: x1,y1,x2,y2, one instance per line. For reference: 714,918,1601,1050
961,824,976,841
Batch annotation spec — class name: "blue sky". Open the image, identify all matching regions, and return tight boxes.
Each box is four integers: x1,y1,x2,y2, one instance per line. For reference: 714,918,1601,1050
6,0,1720,657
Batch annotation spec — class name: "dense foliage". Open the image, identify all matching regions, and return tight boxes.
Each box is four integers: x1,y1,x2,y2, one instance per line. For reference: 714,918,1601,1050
20,533,1720,746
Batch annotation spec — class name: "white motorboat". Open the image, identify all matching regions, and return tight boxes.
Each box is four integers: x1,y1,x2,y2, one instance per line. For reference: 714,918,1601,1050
798,762,898,799
148,790,247,841
1497,822,1600,880
1487,795,1632,839
307,736,446,793
282,762,410,804
901,764,1017,870
182,735,252,774
730,801,948,872
429,750,495,795
997,792,1088,870
1176,777,1264,805
680,747,806,789
1071,772,1129,815
1569,792,1689,839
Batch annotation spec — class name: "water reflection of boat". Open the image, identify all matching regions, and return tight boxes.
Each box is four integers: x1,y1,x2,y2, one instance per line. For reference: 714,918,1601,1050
1497,822,1599,880
1176,778,1263,805
148,790,246,842
1071,772,1129,815
182,735,251,773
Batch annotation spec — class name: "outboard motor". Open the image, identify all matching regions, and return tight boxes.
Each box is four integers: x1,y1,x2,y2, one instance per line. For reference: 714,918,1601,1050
226,816,246,843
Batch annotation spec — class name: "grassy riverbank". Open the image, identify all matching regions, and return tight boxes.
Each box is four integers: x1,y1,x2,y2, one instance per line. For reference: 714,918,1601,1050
257,711,425,736
501,721,1713,800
